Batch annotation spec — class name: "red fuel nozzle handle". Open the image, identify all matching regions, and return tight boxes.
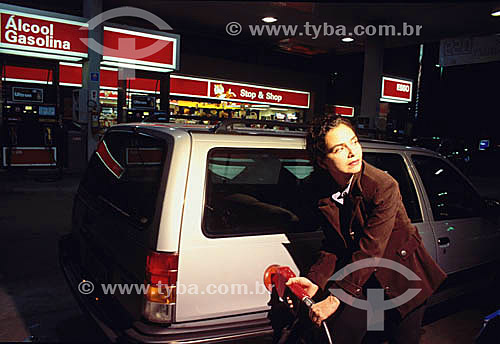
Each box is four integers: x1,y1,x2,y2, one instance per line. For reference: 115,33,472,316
263,265,315,308
287,279,315,308
263,265,332,344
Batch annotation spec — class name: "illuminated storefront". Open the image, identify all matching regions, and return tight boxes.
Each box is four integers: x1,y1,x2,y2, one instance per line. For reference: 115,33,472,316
167,76,310,124
0,3,310,168
0,3,179,167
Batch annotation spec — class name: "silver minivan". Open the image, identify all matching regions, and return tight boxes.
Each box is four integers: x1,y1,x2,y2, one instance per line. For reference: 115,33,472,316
59,120,500,343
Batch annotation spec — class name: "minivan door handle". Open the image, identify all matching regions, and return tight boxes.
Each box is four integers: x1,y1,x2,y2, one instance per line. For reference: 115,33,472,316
438,237,450,247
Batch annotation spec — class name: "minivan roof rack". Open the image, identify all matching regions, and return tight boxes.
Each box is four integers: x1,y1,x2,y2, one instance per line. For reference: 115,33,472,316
203,119,406,145
212,119,311,135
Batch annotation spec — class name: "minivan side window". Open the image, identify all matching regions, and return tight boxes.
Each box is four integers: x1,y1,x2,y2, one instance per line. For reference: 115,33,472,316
363,152,422,223
203,148,320,237
80,131,166,227
411,154,481,221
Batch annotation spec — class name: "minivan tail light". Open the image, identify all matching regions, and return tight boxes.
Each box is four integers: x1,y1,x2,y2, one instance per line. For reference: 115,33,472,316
142,251,178,323
146,252,179,285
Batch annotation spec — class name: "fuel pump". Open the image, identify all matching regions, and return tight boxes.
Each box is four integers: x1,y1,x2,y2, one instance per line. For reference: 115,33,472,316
88,99,101,135
1,84,59,168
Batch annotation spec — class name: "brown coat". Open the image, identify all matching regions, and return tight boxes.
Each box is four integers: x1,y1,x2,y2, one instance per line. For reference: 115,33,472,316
307,162,447,318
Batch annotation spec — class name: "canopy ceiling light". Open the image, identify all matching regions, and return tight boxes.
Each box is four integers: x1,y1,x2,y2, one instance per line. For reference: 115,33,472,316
262,17,278,23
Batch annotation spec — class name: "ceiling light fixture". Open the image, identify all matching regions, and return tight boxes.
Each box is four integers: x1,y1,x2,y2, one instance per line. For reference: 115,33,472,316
491,10,500,16
342,37,354,43
262,17,278,23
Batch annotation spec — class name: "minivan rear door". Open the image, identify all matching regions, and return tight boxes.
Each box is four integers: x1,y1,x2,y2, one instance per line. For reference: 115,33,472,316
176,134,323,323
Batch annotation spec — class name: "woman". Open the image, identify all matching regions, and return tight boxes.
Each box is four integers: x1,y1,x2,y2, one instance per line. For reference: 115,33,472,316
286,114,446,343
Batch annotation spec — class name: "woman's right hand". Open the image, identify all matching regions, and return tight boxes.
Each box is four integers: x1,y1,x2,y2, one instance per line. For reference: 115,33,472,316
285,276,319,298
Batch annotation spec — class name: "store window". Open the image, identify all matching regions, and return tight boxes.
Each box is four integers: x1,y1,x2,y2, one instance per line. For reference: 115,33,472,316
168,98,304,124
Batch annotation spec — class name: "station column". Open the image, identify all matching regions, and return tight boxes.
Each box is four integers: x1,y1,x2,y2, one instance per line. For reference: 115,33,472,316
82,0,103,159
360,35,384,135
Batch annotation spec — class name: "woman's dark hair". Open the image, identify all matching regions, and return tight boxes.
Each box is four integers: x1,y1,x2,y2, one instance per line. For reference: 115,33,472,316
306,114,357,163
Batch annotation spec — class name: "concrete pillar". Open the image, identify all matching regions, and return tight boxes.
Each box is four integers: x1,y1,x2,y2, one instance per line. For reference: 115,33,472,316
360,36,384,133
82,0,102,160
159,73,170,112
117,76,127,124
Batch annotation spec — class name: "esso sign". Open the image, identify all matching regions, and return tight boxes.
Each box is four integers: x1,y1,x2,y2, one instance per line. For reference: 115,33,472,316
381,76,413,102
396,84,410,92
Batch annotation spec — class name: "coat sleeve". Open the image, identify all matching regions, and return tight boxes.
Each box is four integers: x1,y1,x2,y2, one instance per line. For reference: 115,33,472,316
331,177,400,297
306,243,338,290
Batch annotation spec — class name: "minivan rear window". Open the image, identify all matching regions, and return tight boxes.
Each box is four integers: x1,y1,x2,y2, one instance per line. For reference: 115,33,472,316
80,131,167,227
203,148,320,237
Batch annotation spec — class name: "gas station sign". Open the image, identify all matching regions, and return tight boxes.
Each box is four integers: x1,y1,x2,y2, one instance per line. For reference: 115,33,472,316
3,65,310,108
172,76,310,108
381,76,413,103
333,105,354,117
0,4,180,72
0,9,88,60
101,26,178,72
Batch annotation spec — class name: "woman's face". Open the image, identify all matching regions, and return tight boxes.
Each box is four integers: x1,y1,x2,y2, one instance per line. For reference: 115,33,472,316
319,124,363,181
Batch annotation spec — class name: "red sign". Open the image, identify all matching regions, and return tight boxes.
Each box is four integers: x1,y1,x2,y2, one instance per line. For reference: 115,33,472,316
3,65,310,108
102,26,178,72
0,7,180,72
0,10,88,59
170,76,209,98
4,65,54,84
381,76,413,102
208,81,309,108
333,105,354,117
2,147,57,166
171,76,310,108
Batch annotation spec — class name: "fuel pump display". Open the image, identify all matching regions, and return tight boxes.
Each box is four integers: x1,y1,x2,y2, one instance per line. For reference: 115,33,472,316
1,83,60,168
126,94,156,122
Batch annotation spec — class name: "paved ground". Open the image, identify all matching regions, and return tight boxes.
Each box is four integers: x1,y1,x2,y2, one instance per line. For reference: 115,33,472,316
0,170,107,342
0,169,498,343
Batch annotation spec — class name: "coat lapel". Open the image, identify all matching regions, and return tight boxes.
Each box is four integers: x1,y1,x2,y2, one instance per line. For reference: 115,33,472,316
318,196,346,247
317,162,367,246
348,164,366,233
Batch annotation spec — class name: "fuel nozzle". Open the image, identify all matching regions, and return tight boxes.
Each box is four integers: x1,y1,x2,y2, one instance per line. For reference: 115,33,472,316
264,265,333,344
263,264,314,308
